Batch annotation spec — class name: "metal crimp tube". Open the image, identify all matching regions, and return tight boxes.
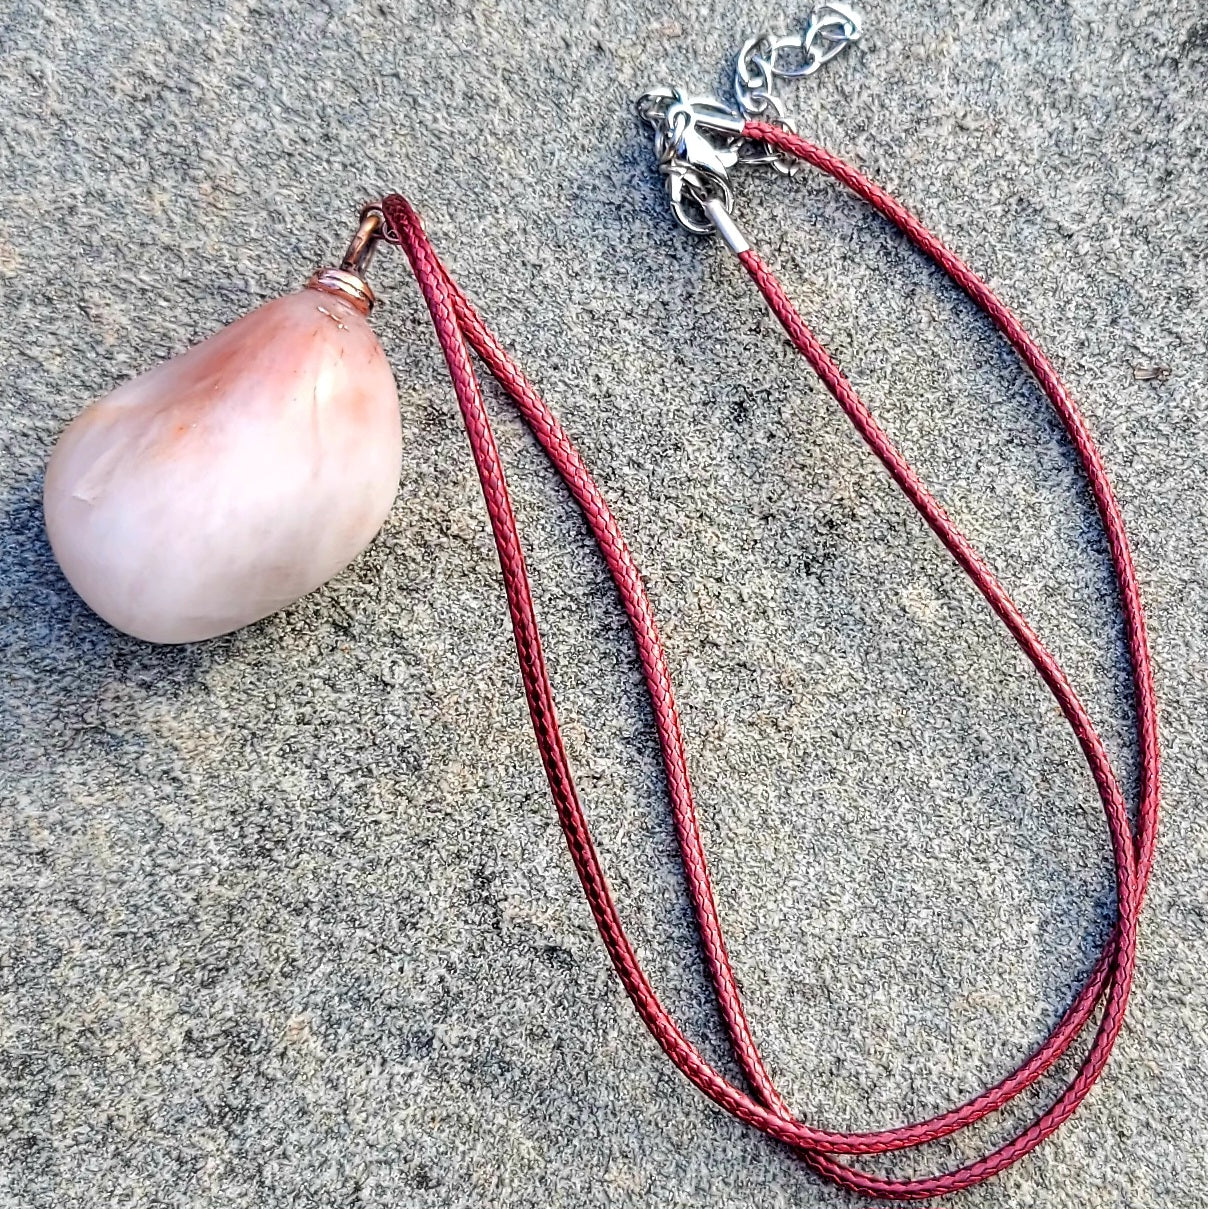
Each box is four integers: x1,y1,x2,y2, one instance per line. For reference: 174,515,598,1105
702,197,751,255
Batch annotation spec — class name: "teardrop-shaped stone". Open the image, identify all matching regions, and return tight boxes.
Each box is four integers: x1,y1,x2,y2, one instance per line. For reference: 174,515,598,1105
44,288,402,643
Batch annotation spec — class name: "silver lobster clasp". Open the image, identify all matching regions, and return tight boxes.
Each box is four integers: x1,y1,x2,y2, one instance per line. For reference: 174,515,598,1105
637,89,747,234
638,6,863,239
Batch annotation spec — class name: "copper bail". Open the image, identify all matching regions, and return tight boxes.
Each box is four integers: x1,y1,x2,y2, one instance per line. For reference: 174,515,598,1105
308,206,384,315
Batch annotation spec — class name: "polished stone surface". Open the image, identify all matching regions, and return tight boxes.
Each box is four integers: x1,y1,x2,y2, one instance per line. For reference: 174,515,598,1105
44,289,402,642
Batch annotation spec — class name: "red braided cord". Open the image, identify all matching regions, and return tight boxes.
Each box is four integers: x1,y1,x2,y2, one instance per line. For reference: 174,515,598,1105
376,122,1157,1202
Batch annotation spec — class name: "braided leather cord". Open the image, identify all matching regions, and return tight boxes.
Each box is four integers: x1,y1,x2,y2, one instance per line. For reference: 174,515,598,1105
377,124,1157,1202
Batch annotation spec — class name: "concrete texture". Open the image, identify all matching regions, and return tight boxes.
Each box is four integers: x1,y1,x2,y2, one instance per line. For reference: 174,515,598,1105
1,1,1206,1206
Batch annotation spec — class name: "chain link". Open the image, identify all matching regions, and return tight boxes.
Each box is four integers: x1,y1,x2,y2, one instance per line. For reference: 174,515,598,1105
734,2,863,120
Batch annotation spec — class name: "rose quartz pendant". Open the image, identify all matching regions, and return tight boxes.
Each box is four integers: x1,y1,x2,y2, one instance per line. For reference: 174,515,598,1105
44,212,402,644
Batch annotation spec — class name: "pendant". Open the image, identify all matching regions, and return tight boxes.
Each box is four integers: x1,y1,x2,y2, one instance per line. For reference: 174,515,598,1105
43,209,401,644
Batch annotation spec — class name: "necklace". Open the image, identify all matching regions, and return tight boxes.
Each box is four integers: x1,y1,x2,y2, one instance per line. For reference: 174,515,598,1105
43,7,1159,1198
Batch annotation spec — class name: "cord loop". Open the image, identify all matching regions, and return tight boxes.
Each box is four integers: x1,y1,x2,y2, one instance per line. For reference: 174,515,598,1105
375,127,1157,1198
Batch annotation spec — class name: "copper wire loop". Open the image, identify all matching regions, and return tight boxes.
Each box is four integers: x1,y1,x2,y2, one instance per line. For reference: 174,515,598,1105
307,208,387,314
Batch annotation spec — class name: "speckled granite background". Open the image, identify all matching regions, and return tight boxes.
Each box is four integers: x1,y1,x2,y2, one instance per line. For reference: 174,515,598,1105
1,1,1205,1206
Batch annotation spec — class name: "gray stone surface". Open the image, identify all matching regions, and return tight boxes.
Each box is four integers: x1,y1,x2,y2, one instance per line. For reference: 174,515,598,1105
1,1,1206,1205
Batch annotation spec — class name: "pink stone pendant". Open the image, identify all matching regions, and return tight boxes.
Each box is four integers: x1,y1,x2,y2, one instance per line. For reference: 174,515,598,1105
44,210,402,644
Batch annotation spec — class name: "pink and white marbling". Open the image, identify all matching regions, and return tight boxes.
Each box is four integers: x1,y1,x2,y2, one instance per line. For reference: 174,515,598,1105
44,289,402,643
